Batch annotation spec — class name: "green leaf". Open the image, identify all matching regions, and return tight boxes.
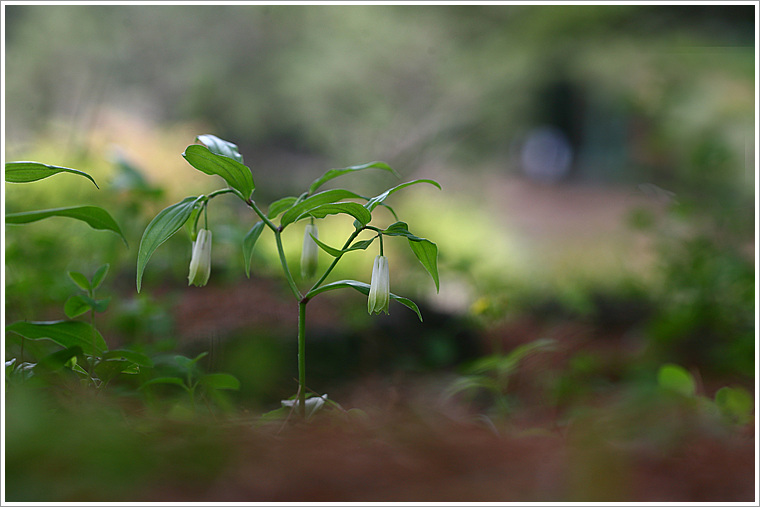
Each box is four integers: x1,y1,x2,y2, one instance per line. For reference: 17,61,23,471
183,145,254,201
308,161,398,195
64,295,95,318
364,179,441,212
91,264,110,291
196,134,244,163
243,221,266,277
136,196,200,292
657,364,696,397
185,203,202,241
92,297,111,313
6,206,127,245
103,349,154,367
346,238,377,252
173,351,208,373
280,189,363,228
199,373,240,390
95,359,135,383
310,235,344,257
6,320,107,356
267,196,298,219
5,161,99,188
408,239,440,292
294,202,372,226
68,271,92,292
466,339,556,376
306,280,423,321
310,235,376,258
36,346,84,372
382,222,439,292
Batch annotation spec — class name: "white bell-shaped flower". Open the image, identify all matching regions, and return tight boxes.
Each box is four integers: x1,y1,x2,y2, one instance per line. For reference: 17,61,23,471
301,223,319,279
188,228,212,287
367,255,390,315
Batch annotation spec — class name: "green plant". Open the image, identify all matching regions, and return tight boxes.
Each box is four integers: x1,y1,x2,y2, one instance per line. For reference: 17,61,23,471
5,264,153,390
4,160,240,408
445,338,556,417
139,351,240,411
656,363,753,428
136,134,440,419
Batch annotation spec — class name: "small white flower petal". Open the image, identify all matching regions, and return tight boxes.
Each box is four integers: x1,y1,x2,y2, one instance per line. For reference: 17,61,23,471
188,229,212,287
368,255,390,315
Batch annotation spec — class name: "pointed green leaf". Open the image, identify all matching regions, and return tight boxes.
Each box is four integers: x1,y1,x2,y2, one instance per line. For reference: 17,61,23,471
199,373,240,390
6,320,107,355
295,202,372,226
382,221,424,241
346,238,377,252
382,223,439,292
310,235,376,258
243,221,266,277
92,297,111,313
68,271,91,292
6,206,127,245
310,235,344,257
5,161,99,188
365,179,441,212
183,145,254,201
280,189,363,228
64,295,95,319
136,196,201,292
408,239,440,292
91,264,110,291
267,196,298,218
306,280,423,321
103,349,154,367
308,161,398,195
196,134,244,163
36,346,84,372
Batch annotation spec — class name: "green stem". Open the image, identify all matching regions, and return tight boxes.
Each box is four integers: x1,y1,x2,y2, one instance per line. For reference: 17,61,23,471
208,188,237,199
246,198,301,299
89,287,98,385
308,226,365,293
275,230,302,300
298,300,307,420
246,199,278,231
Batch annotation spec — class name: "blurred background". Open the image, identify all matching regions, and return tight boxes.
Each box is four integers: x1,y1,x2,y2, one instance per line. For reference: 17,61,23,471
4,4,756,407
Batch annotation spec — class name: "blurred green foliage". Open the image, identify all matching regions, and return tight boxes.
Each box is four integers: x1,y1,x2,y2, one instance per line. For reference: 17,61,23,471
4,3,754,413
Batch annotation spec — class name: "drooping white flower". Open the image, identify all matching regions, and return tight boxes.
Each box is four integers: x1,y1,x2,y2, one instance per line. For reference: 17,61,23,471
301,223,319,279
188,228,212,287
367,255,390,315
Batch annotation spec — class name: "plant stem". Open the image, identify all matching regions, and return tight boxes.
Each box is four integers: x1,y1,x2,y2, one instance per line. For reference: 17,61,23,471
298,299,307,419
308,226,365,293
207,188,237,199
246,198,301,299
275,230,302,300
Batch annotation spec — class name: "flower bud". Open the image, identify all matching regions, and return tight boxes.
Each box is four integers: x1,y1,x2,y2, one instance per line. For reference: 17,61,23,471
188,228,212,287
301,223,319,279
367,255,390,315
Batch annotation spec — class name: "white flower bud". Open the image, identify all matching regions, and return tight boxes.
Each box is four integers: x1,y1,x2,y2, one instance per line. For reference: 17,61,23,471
188,228,212,287
368,255,390,315
301,223,319,279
